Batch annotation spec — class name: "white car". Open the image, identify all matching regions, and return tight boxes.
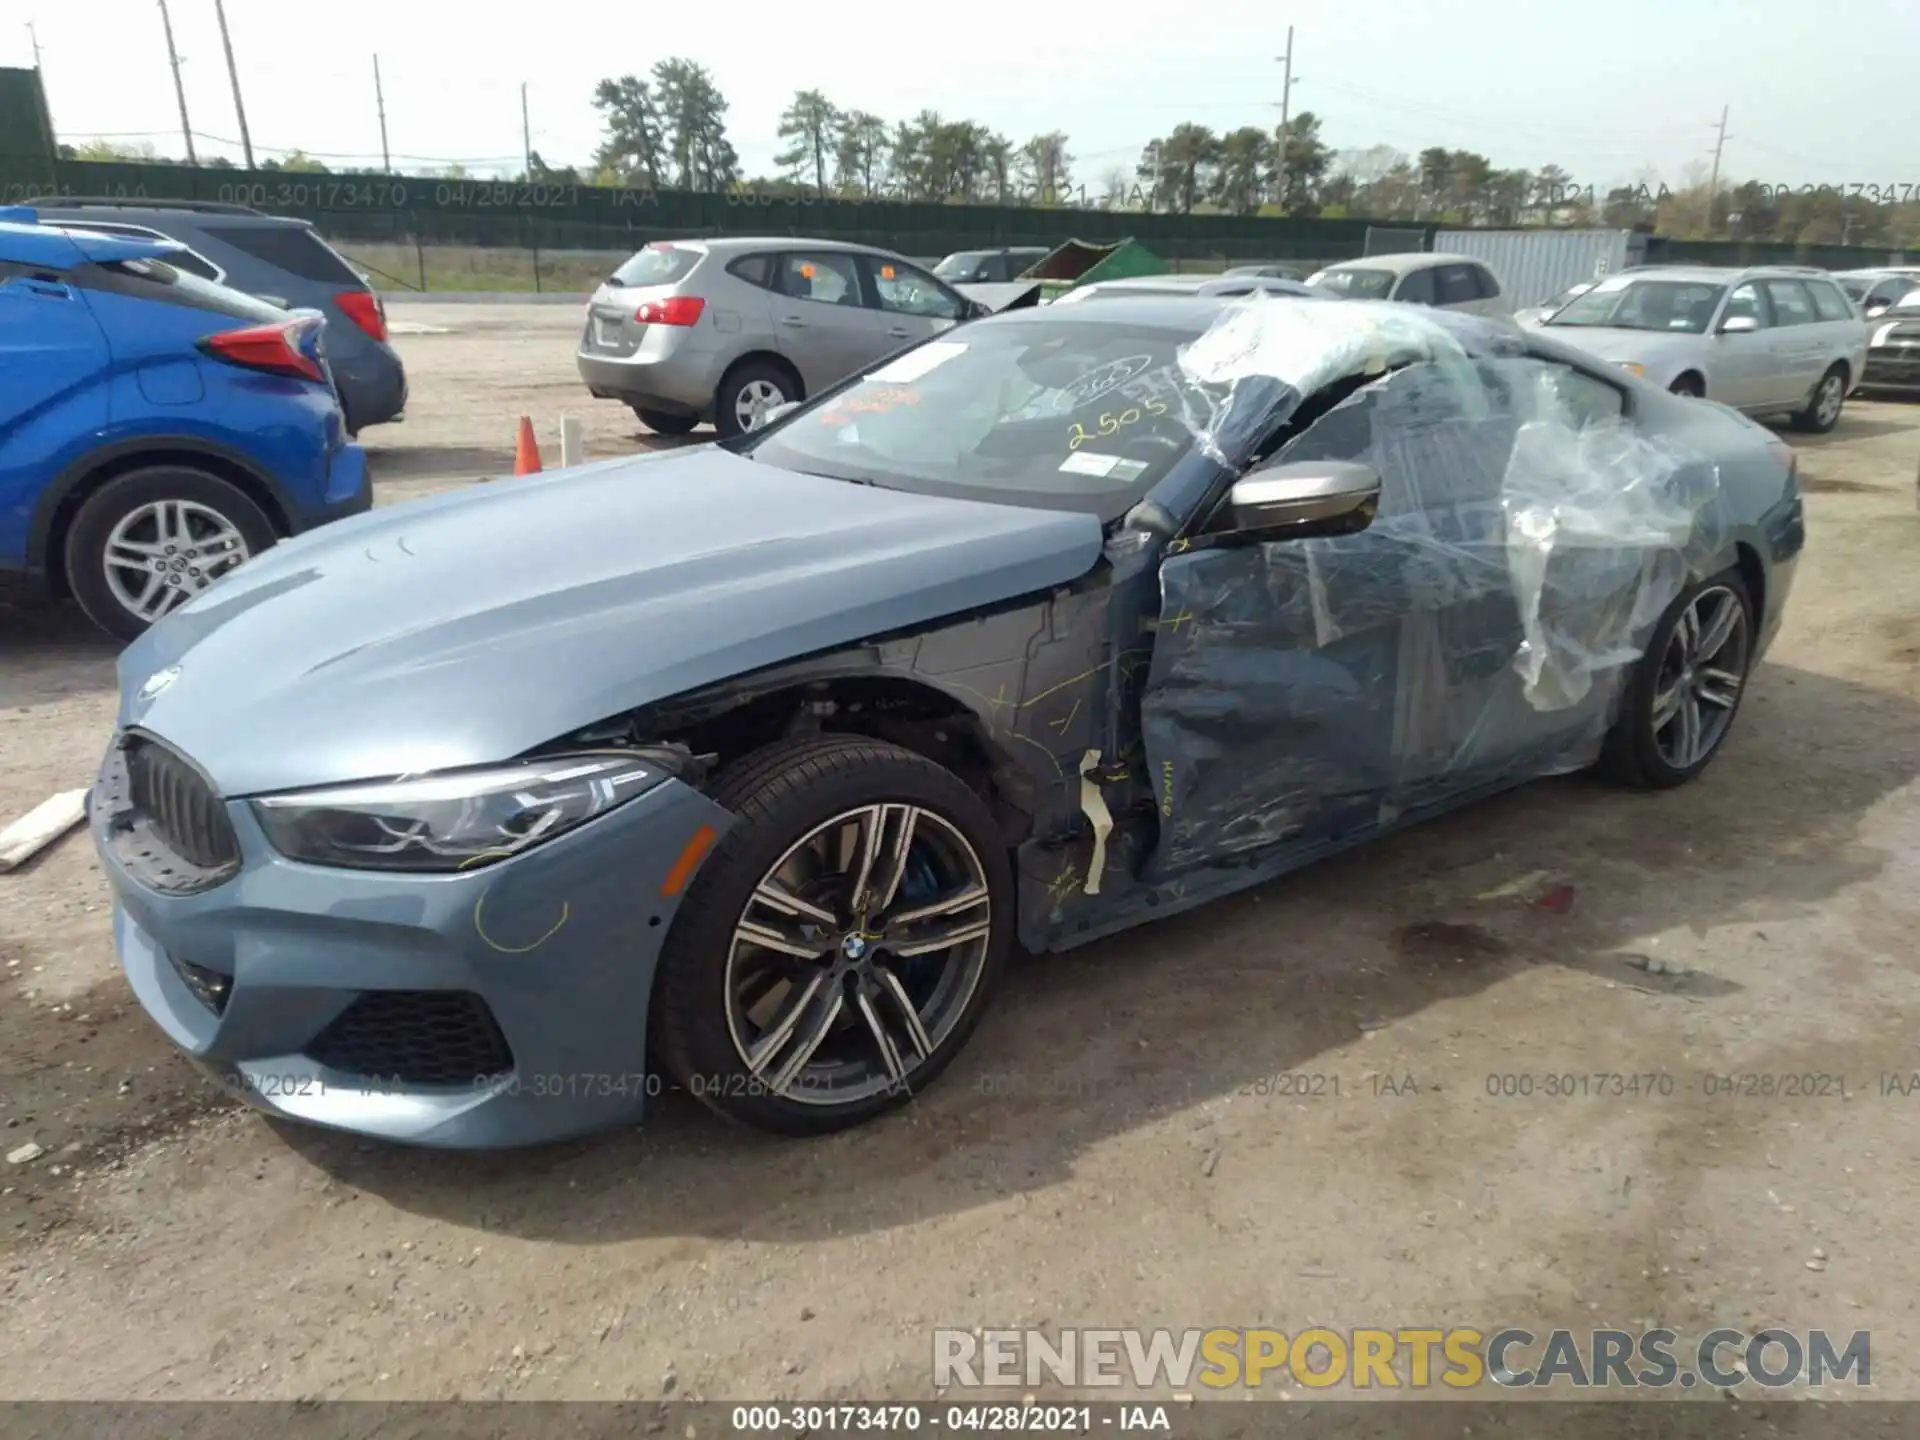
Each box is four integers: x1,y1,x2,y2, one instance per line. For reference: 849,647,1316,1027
1305,252,1513,318
1530,265,1868,433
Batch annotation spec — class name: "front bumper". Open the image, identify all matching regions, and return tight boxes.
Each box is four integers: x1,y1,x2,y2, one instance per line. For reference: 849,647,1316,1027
1861,351,1920,393
93,738,733,1148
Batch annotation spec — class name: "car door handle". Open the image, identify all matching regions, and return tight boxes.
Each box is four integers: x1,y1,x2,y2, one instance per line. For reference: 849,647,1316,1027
780,316,807,328
886,326,912,339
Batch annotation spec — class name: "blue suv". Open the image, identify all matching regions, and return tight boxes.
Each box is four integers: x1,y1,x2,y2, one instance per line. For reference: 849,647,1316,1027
0,208,370,640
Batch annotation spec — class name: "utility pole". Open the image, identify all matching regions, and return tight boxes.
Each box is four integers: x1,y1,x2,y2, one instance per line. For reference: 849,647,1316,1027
156,0,196,164
372,55,391,173
26,20,41,67
212,0,254,169
521,83,532,177
1274,26,1297,211
1706,104,1730,236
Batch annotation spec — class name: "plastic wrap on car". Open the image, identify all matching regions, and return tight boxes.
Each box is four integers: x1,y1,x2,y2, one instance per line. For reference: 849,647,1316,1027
1138,295,1728,875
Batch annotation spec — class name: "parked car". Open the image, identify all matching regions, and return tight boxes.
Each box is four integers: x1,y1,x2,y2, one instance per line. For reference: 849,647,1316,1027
1306,252,1513,317
97,292,1801,1149
932,247,1051,284
1224,263,1307,281
1532,266,1868,432
1513,279,1598,327
1833,269,1920,318
1050,273,1323,304
0,210,369,640
32,199,406,436
577,238,988,437
1861,284,1920,396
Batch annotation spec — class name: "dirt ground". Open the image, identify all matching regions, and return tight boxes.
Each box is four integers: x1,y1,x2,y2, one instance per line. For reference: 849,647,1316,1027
3,302,1919,1405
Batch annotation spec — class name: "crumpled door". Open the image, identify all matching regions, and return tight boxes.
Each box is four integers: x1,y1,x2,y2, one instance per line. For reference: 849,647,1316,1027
1137,361,1580,880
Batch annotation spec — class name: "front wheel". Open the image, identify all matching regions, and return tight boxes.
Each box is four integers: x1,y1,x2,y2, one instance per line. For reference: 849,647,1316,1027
63,467,277,642
652,735,1013,1136
1669,374,1705,398
1598,568,1755,789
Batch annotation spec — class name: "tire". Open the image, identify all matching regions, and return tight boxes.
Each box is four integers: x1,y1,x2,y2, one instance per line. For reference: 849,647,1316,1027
632,407,698,436
63,467,277,642
713,360,795,440
1790,364,1847,434
1669,374,1705,398
1597,567,1755,790
652,734,1013,1136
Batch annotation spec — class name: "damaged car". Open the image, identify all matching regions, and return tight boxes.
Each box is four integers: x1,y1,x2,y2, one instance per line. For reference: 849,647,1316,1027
93,293,1803,1148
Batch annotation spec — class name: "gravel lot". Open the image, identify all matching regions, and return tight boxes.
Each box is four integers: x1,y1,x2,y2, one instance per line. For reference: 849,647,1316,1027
3,301,1919,1404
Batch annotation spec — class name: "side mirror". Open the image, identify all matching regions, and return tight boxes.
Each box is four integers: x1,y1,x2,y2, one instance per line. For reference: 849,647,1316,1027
1719,314,1759,334
1229,461,1381,535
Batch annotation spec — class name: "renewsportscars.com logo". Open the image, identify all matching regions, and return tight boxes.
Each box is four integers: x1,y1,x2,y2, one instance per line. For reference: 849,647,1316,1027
933,1327,1871,1391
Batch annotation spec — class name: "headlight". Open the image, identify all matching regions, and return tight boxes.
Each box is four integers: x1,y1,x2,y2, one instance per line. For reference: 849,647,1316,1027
1616,361,1646,377
251,752,670,871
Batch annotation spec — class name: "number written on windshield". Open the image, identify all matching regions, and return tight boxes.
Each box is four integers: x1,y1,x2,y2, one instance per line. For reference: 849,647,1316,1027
1067,396,1167,450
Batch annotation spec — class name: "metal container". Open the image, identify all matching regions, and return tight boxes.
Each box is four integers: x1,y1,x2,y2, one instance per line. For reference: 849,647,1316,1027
1432,229,1648,309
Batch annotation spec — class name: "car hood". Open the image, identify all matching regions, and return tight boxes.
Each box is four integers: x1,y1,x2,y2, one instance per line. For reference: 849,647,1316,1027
118,446,1106,796
1532,325,1705,368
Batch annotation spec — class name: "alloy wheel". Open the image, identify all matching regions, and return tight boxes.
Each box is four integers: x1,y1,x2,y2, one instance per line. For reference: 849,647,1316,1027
735,378,788,432
1651,584,1750,770
723,804,993,1106
1814,374,1844,428
102,500,252,623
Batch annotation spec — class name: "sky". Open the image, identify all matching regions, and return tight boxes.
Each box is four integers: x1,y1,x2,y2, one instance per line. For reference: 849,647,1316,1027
7,0,1916,195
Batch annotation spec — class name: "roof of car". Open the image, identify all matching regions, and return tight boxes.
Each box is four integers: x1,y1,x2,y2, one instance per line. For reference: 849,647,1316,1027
1077,274,1311,294
1617,264,1847,284
675,236,900,257
1318,251,1490,275
30,199,302,225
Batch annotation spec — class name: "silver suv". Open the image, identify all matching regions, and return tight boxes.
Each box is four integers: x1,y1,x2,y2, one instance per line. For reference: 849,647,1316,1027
1527,265,1869,432
577,237,982,437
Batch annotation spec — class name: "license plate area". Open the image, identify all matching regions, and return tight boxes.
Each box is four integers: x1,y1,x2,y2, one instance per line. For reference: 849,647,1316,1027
593,317,621,347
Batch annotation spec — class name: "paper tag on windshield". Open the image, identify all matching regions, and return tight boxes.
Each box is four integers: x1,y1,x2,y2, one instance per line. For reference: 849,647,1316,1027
868,342,966,383
1061,451,1121,477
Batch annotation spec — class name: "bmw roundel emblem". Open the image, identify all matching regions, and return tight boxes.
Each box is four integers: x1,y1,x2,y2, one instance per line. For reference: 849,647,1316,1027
137,665,181,702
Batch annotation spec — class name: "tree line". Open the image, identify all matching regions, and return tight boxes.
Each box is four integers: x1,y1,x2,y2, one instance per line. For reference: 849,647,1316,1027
52,65,1920,249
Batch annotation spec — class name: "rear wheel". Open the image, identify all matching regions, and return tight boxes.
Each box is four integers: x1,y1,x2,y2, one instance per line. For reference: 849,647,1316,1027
652,735,1012,1136
632,407,698,436
63,467,277,642
1598,568,1754,789
1790,365,1847,434
714,360,795,440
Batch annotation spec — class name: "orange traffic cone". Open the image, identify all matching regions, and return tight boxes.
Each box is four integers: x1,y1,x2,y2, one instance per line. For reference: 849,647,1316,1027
513,415,542,475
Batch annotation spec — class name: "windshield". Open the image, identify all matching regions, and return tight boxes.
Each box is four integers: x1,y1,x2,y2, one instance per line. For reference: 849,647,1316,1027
737,320,1217,520
609,244,701,287
1838,278,1873,300
933,252,990,278
1307,267,1394,299
1546,279,1726,334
